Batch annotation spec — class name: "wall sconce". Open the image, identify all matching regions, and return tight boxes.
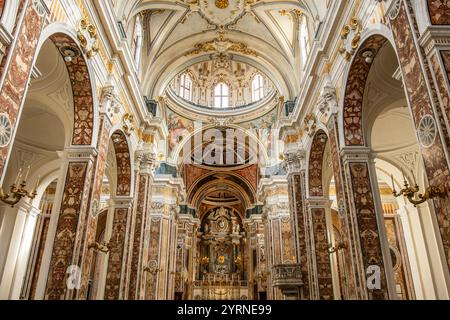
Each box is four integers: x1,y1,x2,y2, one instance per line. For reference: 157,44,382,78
328,241,346,254
0,166,39,207
88,241,110,253
391,170,446,207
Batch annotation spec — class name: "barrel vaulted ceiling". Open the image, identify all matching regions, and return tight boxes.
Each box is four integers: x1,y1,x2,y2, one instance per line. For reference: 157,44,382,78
112,0,329,100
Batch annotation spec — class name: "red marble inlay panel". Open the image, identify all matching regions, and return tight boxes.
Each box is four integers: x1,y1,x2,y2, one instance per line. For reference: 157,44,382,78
308,131,328,196
0,2,45,177
343,35,387,146
112,131,132,196
311,208,334,300
0,0,5,16
290,173,310,299
77,119,111,298
50,34,94,146
327,117,358,298
145,218,162,300
390,0,450,268
104,208,129,300
348,163,388,299
45,162,89,300
128,175,150,300
428,0,450,24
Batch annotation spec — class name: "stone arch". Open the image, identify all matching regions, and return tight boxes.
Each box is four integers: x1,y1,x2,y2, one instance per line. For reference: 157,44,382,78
307,130,329,197
36,23,98,147
341,32,395,146
47,33,95,146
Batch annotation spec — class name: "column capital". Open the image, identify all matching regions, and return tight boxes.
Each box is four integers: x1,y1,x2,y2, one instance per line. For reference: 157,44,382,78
112,196,134,209
135,149,158,174
419,25,450,56
318,83,338,125
306,197,333,208
283,149,306,174
99,83,121,123
58,146,98,162
340,146,374,163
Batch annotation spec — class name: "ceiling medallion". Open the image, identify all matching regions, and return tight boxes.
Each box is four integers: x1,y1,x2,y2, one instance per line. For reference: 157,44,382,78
200,0,245,26
215,0,229,9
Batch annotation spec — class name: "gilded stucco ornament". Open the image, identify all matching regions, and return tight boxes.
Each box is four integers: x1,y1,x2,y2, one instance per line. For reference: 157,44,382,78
122,113,135,137
77,17,99,59
339,18,362,61
186,29,257,57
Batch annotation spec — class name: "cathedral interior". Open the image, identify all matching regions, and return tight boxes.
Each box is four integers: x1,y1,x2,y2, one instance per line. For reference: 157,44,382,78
0,0,450,301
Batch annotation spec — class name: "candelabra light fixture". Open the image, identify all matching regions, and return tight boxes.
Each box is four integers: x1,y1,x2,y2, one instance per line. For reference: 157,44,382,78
0,166,39,207
391,169,446,207
88,241,110,253
328,241,347,254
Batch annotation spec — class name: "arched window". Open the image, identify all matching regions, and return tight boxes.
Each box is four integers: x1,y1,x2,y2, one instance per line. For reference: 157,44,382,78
252,74,264,102
300,15,310,64
214,83,229,108
132,15,143,69
180,73,192,100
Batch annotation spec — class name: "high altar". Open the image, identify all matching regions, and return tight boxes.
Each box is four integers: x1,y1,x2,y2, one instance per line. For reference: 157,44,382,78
193,207,249,300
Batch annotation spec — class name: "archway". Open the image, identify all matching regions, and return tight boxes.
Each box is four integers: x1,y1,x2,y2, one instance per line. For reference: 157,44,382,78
340,32,449,299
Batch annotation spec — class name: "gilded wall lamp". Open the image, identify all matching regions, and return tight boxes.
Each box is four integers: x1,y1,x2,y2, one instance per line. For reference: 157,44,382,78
391,169,446,207
0,166,39,207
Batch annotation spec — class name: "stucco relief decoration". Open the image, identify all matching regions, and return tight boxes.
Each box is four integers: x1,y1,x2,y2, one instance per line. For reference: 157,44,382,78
186,29,258,57
122,113,135,137
32,0,47,17
0,113,12,147
77,17,99,59
199,0,245,26
304,114,317,137
283,150,305,174
339,18,362,61
418,115,437,148
389,0,402,20
318,85,338,120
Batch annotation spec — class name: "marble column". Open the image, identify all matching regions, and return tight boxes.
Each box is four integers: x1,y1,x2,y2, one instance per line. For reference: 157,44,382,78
174,214,199,299
0,202,40,299
388,0,450,279
284,150,311,299
340,147,396,300
0,0,49,182
44,147,96,300
126,150,156,300
141,180,181,300
261,177,299,300
244,214,266,300
306,198,334,300
104,196,133,300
